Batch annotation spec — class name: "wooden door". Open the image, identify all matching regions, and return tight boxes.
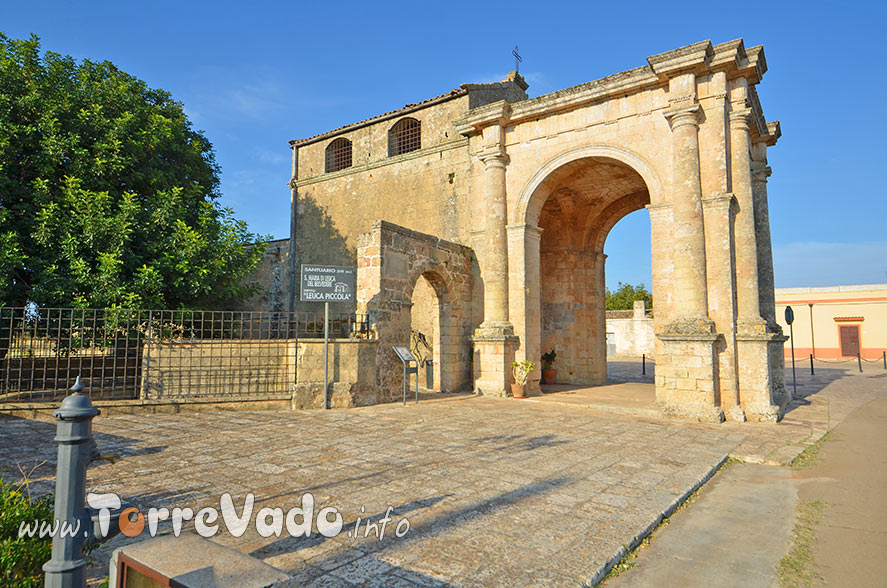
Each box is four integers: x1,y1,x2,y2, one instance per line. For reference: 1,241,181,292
839,325,860,356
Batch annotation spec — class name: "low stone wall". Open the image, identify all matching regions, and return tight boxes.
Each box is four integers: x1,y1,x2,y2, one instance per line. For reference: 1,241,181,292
141,339,378,404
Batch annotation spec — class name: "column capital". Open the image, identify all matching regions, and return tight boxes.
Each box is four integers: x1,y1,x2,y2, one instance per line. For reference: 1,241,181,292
478,149,509,168
729,108,753,131
506,223,543,240
663,103,701,130
702,192,739,213
751,162,772,184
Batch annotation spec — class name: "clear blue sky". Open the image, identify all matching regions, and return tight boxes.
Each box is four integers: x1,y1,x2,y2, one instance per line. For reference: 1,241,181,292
3,1,885,289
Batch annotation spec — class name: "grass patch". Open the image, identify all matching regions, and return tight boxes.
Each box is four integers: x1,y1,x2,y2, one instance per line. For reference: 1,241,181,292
777,499,827,587
790,432,832,471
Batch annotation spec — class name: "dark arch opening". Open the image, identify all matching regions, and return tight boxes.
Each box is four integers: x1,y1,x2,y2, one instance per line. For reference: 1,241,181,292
535,157,651,386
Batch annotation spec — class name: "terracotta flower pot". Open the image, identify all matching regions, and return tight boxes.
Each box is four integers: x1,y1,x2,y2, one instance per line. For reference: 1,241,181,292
511,383,527,398
541,368,556,385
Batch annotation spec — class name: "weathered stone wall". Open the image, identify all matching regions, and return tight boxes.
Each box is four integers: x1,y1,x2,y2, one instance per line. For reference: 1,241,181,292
241,239,291,312
141,340,296,400
357,221,474,399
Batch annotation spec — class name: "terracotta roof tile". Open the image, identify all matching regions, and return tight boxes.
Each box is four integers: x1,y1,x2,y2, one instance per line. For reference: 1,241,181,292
289,88,467,147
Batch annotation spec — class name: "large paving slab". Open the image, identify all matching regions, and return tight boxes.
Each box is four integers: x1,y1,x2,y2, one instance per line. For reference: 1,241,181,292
604,462,797,587
2,396,742,587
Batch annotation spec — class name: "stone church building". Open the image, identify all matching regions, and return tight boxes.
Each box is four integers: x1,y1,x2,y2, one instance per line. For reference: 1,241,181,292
257,39,786,423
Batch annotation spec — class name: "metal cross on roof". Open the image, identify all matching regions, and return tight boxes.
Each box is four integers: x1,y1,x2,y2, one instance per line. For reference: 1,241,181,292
512,45,522,73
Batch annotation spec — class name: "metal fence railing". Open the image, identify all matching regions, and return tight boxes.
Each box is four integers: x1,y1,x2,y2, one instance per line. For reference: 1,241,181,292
0,307,372,404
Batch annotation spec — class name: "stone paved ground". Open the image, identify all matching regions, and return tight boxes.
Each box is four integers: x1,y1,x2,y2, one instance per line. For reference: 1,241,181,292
3,397,741,587
2,362,884,587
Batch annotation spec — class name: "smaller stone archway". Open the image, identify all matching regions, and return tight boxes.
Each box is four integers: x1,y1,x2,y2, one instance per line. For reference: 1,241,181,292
407,265,465,392
356,221,474,401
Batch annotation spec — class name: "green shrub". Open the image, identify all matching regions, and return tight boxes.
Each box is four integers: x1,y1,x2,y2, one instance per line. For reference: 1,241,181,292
0,478,54,588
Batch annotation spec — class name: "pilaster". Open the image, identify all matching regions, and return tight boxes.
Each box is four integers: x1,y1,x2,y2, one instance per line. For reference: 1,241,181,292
507,223,543,393
730,99,779,422
729,107,767,335
702,192,743,421
752,156,790,412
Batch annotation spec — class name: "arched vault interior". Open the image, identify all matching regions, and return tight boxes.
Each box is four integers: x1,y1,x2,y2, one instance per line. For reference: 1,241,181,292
534,156,651,385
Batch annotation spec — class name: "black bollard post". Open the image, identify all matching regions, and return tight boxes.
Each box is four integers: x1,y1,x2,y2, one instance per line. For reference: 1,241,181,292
43,377,127,588
858,353,863,373
883,350,886,370
810,354,814,376
642,354,646,375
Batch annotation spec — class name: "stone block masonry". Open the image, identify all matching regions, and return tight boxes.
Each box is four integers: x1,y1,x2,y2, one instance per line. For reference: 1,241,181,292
248,38,787,422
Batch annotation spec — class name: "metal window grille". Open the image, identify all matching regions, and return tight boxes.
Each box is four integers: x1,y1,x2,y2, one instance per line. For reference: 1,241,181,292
388,118,421,156
325,138,353,173
0,307,372,404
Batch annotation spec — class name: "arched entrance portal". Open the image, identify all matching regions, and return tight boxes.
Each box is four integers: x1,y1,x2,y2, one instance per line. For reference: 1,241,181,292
534,156,651,386
410,273,443,391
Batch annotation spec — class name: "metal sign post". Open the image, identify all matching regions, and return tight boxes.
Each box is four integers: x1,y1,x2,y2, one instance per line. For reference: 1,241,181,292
392,346,419,405
323,301,329,408
785,305,796,398
300,264,356,409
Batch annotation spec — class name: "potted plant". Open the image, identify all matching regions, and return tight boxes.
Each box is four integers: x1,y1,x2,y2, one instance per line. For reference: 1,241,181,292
511,360,535,399
541,349,557,385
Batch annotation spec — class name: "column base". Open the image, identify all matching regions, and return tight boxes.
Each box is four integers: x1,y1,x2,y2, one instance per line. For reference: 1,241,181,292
725,405,747,422
655,331,724,423
737,316,769,336
736,331,784,423
767,324,791,407
471,322,519,397
656,400,726,423
744,402,781,423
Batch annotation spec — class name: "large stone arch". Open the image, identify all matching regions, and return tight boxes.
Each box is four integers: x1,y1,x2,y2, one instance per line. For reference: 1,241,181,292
286,39,786,422
514,144,665,228
507,147,660,389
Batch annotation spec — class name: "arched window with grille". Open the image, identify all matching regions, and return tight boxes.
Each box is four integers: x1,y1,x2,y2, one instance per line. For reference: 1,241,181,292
388,118,421,156
325,138,352,173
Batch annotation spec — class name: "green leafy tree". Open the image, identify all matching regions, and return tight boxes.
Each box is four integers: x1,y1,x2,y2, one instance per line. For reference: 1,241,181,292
0,34,267,309
0,478,54,588
605,282,653,311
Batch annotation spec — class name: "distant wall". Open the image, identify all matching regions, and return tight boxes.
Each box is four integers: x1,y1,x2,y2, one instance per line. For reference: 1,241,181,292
605,301,655,358
241,238,292,313
775,284,887,359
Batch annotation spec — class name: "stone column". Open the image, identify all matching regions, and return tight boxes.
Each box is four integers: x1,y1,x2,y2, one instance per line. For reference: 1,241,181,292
663,104,712,330
480,151,510,326
472,128,518,397
656,102,722,423
751,162,777,327
730,109,767,333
